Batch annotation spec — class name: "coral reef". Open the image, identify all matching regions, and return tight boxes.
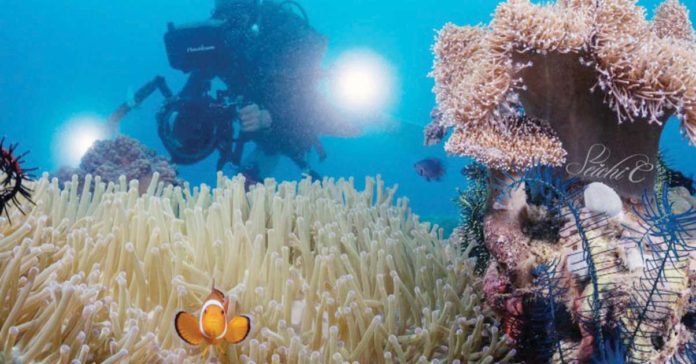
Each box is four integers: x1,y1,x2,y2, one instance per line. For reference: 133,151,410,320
54,136,180,194
425,0,696,361
431,0,696,197
432,2,696,356
479,166,696,363
0,172,513,363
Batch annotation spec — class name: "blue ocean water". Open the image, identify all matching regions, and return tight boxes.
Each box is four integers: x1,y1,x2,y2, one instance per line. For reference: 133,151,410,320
1,0,694,230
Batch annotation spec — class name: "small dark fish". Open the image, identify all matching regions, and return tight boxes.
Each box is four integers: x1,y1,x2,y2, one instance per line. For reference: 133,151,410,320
414,158,445,181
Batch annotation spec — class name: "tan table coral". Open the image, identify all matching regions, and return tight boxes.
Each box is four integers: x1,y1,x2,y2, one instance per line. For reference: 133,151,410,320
432,0,696,198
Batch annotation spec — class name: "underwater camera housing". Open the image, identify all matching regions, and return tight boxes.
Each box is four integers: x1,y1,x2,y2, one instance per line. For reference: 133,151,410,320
164,20,231,74
159,20,250,169
157,92,246,168
157,95,223,165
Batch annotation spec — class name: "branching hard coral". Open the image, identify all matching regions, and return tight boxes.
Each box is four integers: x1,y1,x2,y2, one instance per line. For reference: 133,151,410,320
431,0,696,197
0,172,514,363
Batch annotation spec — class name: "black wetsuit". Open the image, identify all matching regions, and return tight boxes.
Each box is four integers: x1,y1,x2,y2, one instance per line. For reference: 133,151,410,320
215,2,331,171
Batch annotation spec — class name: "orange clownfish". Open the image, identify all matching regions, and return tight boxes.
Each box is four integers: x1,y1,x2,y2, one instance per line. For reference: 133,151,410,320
175,284,252,353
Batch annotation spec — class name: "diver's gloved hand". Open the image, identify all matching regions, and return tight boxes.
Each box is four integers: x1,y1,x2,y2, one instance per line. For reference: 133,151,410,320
239,104,272,132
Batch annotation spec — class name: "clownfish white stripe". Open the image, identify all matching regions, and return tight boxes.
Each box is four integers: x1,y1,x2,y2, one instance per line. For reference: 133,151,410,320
174,284,254,349
199,299,227,340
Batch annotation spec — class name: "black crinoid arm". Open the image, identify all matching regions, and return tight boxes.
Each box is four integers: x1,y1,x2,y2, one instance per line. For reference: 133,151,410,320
618,185,696,363
0,138,36,222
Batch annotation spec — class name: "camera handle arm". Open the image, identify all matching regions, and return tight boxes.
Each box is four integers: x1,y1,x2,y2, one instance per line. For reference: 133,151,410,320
107,76,174,134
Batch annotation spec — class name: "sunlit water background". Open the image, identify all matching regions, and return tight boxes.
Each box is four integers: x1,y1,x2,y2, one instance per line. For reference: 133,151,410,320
1,0,695,232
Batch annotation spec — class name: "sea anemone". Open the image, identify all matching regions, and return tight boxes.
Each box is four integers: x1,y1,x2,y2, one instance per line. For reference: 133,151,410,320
0,172,513,363
431,0,696,197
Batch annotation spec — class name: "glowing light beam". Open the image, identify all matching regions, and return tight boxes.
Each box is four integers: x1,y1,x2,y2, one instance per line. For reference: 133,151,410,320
329,49,396,115
53,114,107,167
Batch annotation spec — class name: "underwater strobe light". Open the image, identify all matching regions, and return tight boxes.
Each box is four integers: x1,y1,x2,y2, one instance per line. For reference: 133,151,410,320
53,114,108,167
329,49,396,115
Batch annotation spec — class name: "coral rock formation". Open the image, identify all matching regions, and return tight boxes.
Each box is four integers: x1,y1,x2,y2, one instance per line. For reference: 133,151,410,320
0,173,513,363
54,136,180,194
481,169,696,363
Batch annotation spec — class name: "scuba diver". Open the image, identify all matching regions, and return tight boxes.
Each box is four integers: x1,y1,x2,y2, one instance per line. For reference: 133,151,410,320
109,0,356,182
